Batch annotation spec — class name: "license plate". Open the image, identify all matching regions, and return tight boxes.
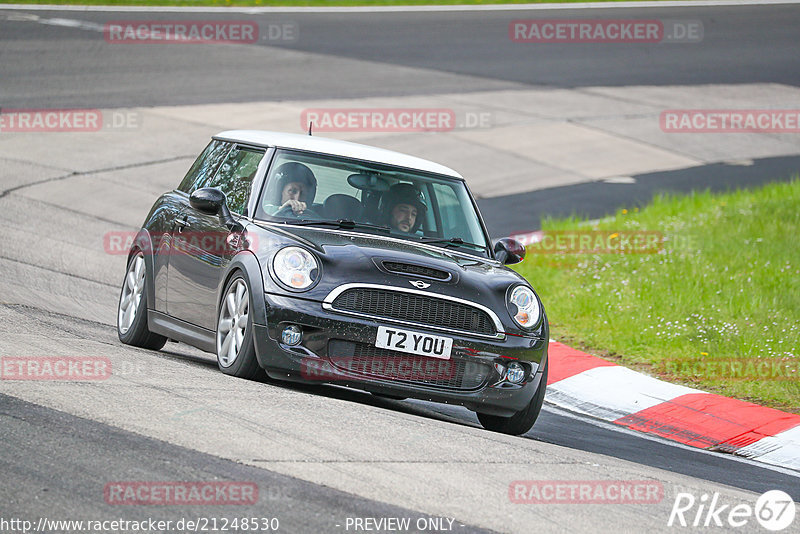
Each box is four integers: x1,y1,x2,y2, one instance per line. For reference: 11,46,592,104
375,326,452,360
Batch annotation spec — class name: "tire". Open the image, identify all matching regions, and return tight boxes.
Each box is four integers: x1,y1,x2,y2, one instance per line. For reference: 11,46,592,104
216,273,262,379
477,358,548,436
117,251,167,350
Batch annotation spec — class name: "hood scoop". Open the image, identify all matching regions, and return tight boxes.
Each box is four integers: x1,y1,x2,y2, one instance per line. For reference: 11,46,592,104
380,260,452,282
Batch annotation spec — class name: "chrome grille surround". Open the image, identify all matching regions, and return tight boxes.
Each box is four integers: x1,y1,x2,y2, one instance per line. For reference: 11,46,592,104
322,283,505,340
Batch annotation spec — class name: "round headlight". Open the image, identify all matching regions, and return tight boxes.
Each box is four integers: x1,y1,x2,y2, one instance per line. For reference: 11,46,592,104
273,247,318,290
508,285,540,328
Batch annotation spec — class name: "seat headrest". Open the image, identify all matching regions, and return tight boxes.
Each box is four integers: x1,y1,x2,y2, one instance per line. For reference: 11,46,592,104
324,194,362,220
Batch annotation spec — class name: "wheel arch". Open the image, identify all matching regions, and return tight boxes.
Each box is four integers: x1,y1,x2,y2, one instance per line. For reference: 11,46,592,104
126,229,157,310
216,250,268,328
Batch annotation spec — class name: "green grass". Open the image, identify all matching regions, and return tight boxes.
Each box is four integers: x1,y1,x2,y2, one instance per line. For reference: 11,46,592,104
515,179,800,413
0,0,673,6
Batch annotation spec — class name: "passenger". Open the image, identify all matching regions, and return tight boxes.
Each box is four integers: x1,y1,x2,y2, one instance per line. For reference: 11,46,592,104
381,183,427,234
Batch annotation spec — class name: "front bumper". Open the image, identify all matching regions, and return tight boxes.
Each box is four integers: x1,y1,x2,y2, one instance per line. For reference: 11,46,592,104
252,292,548,417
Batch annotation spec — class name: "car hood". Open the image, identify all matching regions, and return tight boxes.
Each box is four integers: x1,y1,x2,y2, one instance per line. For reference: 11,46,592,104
248,221,539,334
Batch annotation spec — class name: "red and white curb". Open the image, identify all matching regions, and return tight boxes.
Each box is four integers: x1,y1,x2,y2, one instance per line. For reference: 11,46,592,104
510,231,544,247
545,341,800,471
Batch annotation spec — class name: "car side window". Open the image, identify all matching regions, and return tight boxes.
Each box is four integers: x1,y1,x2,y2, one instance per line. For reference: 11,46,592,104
207,146,265,215
177,140,232,194
433,182,460,229
432,182,483,244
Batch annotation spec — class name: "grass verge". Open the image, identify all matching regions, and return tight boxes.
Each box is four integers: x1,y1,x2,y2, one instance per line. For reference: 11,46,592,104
515,179,800,413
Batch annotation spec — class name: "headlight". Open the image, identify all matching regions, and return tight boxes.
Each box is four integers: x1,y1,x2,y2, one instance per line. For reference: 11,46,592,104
508,285,540,328
272,247,319,290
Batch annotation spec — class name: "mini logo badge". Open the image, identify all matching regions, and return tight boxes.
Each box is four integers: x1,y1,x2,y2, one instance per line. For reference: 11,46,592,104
409,280,431,289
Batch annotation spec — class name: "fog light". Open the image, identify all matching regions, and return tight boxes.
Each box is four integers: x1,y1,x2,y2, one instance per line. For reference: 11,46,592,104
281,325,302,346
505,361,526,384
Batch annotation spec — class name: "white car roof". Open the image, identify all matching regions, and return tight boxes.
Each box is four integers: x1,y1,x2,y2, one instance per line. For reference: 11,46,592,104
214,130,463,179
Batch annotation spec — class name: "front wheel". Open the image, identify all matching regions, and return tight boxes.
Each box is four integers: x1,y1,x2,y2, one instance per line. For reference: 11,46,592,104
216,274,262,379
117,251,167,350
477,358,548,436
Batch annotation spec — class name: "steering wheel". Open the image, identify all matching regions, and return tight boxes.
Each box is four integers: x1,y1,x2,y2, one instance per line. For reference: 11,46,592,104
274,204,321,219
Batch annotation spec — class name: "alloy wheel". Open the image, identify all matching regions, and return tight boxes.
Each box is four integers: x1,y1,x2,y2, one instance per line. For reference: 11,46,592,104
217,279,250,367
118,253,145,335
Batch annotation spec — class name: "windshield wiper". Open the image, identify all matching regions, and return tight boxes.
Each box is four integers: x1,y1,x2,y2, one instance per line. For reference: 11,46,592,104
418,236,487,251
287,218,391,234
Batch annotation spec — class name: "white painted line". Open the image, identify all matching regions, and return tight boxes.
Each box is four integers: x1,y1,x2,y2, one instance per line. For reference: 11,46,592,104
36,16,105,32
602,176,637,184
736,425,800,471
1,0,799,13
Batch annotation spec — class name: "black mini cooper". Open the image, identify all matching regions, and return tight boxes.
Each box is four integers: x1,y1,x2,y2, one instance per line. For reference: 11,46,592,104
117,130,548,435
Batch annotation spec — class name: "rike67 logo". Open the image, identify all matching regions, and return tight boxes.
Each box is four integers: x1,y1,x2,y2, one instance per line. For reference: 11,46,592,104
668,490,796,531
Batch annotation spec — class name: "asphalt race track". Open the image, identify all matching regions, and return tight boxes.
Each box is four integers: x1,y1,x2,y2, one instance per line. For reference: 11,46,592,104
1,3,799,533
2,5,800,107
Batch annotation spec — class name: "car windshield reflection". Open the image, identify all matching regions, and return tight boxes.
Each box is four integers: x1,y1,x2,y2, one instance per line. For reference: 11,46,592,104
255,149,490,257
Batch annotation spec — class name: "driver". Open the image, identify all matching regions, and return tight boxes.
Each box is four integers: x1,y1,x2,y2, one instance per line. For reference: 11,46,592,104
264,162,317,216
381,183,427,234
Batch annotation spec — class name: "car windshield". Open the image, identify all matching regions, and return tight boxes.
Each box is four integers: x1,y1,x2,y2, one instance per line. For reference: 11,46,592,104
255,149,491,257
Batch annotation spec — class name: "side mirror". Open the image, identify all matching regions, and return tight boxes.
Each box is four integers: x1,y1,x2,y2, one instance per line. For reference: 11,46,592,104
190,187,240,230
190,187,225,214
494,238,526,265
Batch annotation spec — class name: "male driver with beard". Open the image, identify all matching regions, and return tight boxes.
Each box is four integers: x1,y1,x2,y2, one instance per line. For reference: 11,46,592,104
381,183,427,234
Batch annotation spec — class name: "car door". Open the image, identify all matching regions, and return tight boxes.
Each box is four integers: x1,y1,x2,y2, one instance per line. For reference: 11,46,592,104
166,144,266,330
154,139,232,313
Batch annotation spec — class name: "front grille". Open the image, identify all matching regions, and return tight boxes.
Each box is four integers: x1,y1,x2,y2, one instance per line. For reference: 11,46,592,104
382,261,451,281
331,288,496,336
328,340,489,390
